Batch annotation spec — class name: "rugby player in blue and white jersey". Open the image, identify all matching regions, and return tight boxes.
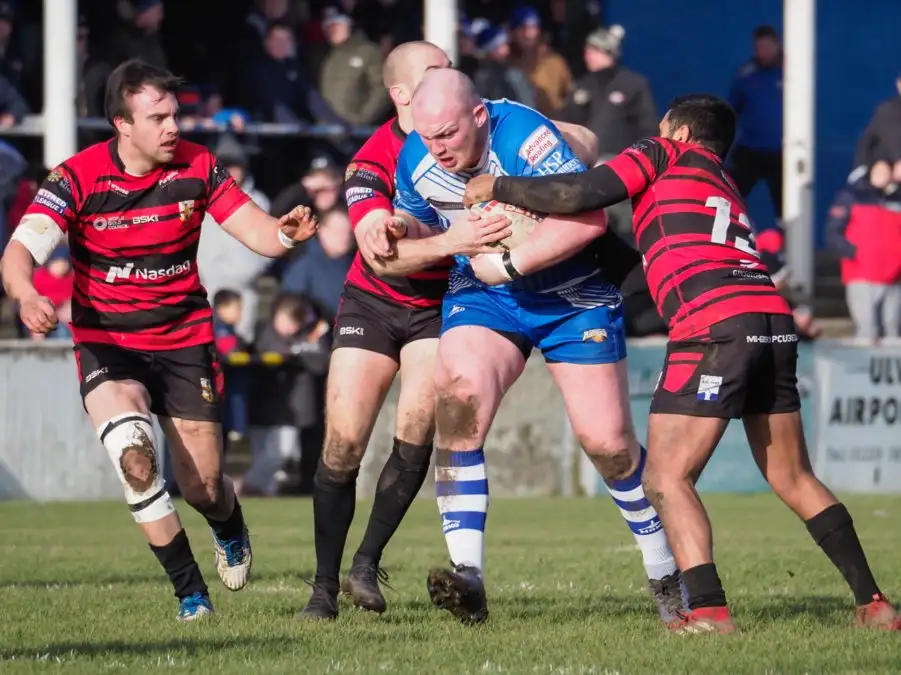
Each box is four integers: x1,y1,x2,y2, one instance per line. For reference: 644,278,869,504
363,68,686,626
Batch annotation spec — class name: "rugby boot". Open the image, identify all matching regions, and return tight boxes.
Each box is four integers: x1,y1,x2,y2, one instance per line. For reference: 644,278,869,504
669,606,738,634
343,559,390,613
427,563,488,625
297,583,339,620
177,592,214,622
648,570,690,627
855,594,901,630
212,523,252,591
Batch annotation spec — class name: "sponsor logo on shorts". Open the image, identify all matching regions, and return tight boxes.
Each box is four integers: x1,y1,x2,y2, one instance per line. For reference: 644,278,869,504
582,328,608,343
200,377,215,403
339,326,364,336
35,189,68,216
84,367,108,384
345,186,375,207
697,374,723,401
442,516,460,533
746,334,799,344
518,125,558,166
448,305,465,317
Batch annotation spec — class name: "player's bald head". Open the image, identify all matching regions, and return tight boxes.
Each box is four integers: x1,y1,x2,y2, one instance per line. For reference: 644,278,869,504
411,69,480,119
411,69,488,173
382,41,449,90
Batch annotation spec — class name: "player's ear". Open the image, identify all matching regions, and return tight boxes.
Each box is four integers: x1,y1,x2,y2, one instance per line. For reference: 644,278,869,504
390,85,410,107
473,103,488,128
113,115,130,138
672,124,692,144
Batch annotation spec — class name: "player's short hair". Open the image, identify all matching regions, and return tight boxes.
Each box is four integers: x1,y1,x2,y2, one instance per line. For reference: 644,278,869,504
104,59,183,126
213,289,242,309
666,94,736,159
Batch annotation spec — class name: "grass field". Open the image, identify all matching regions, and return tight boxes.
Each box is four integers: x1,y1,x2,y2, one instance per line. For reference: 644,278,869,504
1,495,899,674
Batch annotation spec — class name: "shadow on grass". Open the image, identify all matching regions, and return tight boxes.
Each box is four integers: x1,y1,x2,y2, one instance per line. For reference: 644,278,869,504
737,594,854,622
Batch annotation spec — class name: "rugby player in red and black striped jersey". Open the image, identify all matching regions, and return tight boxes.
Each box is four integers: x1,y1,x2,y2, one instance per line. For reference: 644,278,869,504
299,41,603,621
0,60,318,622
462,94,900,633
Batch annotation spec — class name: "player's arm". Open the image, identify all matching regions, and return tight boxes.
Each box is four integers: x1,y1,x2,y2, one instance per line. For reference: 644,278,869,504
209,158,317,256
1,167,77,333
464,138,670,214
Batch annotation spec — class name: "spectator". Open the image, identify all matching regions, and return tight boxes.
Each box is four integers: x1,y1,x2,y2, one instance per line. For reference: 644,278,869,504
243,293,331,497
0,69,28,127
855,73,901,169
728,25,784,222
31,245,73,341
280,206,355,320
109,0,167,70
241,21,346,125
356,0,423,59
561,25,657,156
197,134,271,342
472,23,536,108
456,13,483,79
0,2,40,109
508,5,571,115
827,160,901,341
270,157,339,219
76,16,110,118
319,8,389,126
212,289,250,444
240,0,290,61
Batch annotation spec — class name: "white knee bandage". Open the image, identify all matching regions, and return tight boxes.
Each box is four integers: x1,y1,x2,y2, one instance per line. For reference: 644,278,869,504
98,412,175,524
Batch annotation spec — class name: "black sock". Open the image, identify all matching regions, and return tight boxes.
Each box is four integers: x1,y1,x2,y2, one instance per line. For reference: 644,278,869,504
206,498,246,541
313,460,358,590
150,529,208,599
355,438,433,565
682,563,728,609
806,503,881,605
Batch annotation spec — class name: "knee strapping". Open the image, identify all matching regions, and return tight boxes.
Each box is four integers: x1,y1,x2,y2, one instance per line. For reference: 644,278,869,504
98,412,174,524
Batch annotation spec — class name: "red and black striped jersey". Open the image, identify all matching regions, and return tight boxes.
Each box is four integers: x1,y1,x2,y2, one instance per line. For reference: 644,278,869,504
24,138,250,350
606,137,791,340
344,117,450,308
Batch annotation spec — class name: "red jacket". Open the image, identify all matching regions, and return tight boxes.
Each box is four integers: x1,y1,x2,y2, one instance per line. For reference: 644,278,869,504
827,178,901,285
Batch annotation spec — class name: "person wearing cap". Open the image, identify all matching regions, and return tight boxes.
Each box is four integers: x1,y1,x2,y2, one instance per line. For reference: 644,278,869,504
507,5,571,115
109,0,167,70
319,7,389,126
855,73,901,171
728,25,784,223
561,25,657,157
472,23,535,108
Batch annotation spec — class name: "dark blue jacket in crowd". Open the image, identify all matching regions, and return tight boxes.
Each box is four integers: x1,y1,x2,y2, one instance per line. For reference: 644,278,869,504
243,56,346,126
729,60,783,152
279,237,354,320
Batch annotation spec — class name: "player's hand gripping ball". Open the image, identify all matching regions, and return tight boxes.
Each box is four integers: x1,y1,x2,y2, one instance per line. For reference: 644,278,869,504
467,200,544,250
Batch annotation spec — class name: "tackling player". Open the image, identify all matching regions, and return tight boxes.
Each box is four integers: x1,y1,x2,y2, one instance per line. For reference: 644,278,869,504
463,93,901,633
377,69,687,626
300,41,606,620
0,60,318,622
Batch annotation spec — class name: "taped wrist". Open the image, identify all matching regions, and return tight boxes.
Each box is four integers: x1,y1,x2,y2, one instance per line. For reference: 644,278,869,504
98,412,175,523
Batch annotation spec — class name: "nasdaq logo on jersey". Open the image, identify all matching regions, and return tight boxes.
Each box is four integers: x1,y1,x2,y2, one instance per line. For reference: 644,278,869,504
518,125,558,166
697,374,723,401
105,260,191,283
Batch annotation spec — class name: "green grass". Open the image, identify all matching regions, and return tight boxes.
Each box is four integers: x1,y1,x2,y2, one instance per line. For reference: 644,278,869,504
1,495,899,674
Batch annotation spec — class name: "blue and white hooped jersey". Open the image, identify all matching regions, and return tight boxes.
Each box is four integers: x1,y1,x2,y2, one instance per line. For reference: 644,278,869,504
393,99,621,308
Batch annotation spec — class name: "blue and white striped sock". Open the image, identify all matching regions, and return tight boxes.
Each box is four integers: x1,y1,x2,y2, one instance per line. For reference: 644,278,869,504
435,448,488,572
604,445,677,581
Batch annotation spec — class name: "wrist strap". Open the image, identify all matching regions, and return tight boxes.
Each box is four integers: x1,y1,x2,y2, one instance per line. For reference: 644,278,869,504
502,250,522,280
277,228,296,250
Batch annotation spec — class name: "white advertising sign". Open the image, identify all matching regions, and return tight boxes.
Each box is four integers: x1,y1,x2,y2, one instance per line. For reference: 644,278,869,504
814,342,901,493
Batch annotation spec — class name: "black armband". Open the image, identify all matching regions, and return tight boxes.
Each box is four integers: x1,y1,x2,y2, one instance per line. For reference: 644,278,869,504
501,249,522,280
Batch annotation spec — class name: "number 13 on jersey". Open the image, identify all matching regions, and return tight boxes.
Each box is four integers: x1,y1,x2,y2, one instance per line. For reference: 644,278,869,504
706,196,760,258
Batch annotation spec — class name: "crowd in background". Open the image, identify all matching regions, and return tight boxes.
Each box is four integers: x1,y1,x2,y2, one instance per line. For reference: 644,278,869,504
1,0,901,493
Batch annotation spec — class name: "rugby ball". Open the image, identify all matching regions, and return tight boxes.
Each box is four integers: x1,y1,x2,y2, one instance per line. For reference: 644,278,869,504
469,200,544,250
